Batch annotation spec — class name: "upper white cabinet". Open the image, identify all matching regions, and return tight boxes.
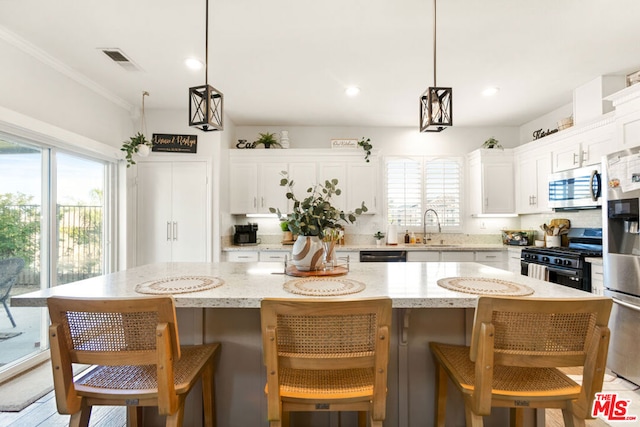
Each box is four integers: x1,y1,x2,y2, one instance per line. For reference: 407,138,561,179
229,150,378,215
515,150,552,214
229,162,288,214
136,161,210,265
467,149,515,215
550,118,615,172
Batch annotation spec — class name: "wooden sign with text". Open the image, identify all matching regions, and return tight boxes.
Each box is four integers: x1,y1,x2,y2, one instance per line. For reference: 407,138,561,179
152,134,197,153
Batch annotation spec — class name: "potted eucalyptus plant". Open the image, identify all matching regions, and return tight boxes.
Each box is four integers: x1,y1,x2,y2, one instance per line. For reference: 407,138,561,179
270,172,367,271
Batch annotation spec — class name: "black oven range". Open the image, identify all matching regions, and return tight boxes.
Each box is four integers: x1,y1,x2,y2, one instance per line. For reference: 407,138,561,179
520,228,602,292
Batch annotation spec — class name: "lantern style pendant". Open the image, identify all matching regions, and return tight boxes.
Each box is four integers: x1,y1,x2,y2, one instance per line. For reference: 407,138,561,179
419,0,452,133
189,0,224,132
420,86,452,132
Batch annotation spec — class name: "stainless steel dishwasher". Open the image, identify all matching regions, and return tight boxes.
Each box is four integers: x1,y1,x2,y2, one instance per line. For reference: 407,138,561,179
359,250,407,262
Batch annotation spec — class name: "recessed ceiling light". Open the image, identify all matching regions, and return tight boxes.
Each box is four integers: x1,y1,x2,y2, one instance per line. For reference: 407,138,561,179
482,86,500,97
345,86,360,97
185,57,204,71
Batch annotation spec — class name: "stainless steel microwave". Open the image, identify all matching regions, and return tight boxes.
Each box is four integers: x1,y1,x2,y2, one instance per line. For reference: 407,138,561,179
548,165,602,210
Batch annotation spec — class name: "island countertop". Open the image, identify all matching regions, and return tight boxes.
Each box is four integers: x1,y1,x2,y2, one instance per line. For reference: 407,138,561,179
11,261,595,309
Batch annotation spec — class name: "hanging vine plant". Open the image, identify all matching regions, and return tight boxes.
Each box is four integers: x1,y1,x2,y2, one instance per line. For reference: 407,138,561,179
121,91,153,167
358,137,373,162
121,132,151,167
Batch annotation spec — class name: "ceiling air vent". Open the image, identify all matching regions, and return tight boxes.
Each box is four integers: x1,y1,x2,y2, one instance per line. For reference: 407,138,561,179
99,48,141,72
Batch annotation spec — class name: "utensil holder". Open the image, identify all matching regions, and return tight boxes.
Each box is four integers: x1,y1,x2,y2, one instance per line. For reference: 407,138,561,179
546,235,561,247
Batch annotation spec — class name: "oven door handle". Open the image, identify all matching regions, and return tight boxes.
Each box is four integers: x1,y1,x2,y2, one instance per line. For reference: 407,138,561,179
544,265,579,276
612,297,640,313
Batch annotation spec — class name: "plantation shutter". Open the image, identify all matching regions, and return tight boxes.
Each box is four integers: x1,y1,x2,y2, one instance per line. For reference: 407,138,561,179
386,158,422,227
424,158,461,228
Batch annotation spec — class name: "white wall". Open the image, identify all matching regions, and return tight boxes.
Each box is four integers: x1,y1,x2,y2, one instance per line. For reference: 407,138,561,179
0,35,132,148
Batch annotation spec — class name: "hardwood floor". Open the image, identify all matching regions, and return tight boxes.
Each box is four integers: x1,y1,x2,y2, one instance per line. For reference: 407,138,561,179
0,389,125,427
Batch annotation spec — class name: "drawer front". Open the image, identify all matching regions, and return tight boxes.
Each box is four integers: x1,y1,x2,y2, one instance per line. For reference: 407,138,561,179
227,251,259,262
441,251,475,262
259,251,289,262
407,251,440,262
475,251,505,262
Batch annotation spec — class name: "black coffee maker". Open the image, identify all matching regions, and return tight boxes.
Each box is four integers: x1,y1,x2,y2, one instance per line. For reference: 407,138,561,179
234,223,259,245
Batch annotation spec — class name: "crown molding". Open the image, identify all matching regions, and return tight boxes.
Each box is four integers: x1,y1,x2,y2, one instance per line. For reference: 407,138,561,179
0,25,134,112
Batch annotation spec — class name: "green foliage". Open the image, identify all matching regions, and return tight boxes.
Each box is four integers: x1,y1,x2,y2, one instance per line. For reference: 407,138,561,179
0,193,40,264
373,231,385,240
121,132,151,167
269,172,367,238
358,137,373,162
482,137,503,149
280,220,290,232
253,132,282,148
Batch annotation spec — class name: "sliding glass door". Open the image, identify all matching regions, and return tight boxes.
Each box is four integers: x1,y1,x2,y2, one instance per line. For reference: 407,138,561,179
0,138,113,374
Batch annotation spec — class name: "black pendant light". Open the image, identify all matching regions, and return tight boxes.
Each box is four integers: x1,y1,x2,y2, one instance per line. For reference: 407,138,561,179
419,0,452,132
189,0,224,132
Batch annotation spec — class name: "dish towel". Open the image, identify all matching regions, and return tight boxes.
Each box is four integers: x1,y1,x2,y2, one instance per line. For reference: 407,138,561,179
527,263,549,281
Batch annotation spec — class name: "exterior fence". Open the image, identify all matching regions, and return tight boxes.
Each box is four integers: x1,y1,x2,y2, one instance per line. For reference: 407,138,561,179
0,204,103,287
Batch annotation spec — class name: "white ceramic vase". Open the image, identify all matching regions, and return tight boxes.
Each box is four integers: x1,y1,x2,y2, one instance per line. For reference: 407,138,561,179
291,235,323,271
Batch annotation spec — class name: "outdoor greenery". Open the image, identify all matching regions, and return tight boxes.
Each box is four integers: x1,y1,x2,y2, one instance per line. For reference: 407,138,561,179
269,172,367,238
0,193,40,265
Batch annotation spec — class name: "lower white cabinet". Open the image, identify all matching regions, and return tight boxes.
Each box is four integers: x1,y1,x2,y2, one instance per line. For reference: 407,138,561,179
590,261,604,295
227,251,259,262
406,252,440,262
259,251,289,262
441,251,475,262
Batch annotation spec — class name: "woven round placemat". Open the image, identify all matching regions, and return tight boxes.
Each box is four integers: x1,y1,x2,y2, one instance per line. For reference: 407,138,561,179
283,277,366,296
437,277,534,296
135,276,224,295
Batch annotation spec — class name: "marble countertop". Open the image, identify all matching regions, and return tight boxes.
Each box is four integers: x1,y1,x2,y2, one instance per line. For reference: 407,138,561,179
224,243,508,252
12,262,597,309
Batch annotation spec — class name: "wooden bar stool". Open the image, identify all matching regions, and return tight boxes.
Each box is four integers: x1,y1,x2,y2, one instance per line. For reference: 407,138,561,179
260,297,392,427
430,296,612,427
47,296,220,427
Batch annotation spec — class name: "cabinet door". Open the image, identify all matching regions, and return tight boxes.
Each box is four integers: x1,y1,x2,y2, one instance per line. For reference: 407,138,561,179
516,156,537,214
347,162,377,213
581,125,616,166
407,251,440,262
318,162,347,212
552,141,582,172
229,163,258,214
288,162,318,211
441,251,475,262
482,163,514,214
137,162,173,265
171,162,208,262
534,154,552,212
258,163,288,213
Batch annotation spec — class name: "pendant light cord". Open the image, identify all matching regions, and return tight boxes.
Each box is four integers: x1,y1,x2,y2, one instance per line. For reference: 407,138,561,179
433,0,437,87
205,0,209,87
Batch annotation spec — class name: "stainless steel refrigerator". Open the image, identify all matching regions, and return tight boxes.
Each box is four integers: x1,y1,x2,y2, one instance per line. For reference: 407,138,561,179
603,146,640,386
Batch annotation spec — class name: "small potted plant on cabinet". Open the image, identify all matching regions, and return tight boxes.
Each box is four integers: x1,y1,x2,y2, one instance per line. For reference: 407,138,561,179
482,137,503,150
253,132,282,149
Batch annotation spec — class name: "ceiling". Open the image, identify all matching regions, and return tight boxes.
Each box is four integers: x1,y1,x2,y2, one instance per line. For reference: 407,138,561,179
2,0,640,128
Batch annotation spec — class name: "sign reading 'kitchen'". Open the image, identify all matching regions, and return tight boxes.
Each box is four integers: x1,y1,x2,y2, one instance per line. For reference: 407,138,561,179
152,134,197,153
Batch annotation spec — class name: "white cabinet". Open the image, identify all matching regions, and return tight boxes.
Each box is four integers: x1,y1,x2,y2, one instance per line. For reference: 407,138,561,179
441,251,475,262
136,161,209,265
259,251,289,262
551,119,615,172
229,150,377,215
506,247,523,275
229,162,288,214
590,261,604,295
407,251,440,262
227,251,259,262
515,149,552,214
348,162,377,213
467,149,514,215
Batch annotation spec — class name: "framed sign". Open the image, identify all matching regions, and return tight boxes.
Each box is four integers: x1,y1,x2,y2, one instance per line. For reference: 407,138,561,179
330,139,357,149
152,134,197,153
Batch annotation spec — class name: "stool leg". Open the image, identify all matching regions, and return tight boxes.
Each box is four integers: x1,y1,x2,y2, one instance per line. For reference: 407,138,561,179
2,300,16,328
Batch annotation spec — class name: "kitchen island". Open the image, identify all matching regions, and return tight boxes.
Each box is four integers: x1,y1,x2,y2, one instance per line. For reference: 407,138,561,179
12,262,598,427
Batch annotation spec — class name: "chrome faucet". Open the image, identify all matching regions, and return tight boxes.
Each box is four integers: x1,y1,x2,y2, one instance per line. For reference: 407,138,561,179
423,208,441,243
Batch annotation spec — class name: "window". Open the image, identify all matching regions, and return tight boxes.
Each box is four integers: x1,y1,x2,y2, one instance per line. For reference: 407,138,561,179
386,156,462,230
0,135,116,376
